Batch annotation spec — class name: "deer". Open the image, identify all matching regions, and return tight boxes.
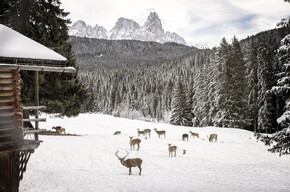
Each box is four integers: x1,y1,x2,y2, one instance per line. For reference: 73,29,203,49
182,133,189,141
144,129,151,139
129,136,141,150
168,144,177,157
154,128,166,138
52,126,65,134
208,133,218,142
113,131,121,135
137,129,145,137
115,151,142,175
189,131,199,138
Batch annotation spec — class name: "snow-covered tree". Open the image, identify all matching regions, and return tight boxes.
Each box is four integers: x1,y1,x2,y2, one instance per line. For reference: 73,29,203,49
214,38,232,127
170,80,193,126
1,0,88,116
207,55,219,126
192,63,208,126
265,34,290,155
245,40,258,133
230,37,250,128
257,45,274,133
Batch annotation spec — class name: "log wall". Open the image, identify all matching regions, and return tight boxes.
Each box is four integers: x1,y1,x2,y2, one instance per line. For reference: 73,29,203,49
0,69,23,192
0,69,22,150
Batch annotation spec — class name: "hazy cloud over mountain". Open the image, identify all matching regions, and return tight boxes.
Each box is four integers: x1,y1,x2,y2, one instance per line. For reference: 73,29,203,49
61,0,290,48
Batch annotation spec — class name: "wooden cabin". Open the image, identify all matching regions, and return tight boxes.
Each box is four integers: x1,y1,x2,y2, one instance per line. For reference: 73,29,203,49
0,24,76,191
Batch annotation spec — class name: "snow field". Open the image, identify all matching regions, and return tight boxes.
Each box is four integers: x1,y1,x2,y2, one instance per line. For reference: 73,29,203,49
20,114,290,192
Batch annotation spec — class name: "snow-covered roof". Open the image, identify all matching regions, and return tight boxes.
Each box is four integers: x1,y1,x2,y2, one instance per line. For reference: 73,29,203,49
0,24,67,61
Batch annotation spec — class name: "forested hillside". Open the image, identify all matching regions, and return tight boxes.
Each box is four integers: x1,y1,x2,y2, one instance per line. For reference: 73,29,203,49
70,26,290,134
69,37,195,70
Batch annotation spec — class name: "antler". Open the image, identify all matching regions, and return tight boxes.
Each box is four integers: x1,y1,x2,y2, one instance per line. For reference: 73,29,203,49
115,151,121,159
115,150,130,159
123,150,130,159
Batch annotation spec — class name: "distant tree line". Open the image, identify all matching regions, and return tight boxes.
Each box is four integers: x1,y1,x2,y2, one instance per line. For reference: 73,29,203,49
73,26,289,130
74,24,290,155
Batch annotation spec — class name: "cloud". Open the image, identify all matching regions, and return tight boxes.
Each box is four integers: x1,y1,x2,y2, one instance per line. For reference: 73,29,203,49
61,0,290,48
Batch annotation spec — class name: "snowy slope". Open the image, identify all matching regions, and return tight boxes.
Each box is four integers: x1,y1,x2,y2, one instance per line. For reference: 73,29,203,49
20,114,290,192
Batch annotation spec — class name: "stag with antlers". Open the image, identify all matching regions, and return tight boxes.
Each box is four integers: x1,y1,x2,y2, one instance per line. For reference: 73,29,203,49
115,151,143,175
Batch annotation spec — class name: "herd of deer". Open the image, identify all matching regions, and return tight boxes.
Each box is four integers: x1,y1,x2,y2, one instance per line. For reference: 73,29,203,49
114,128,219,175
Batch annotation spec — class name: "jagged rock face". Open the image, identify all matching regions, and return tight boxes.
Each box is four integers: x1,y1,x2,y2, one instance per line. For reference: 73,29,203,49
165,31,186,45
69,20,108,39
143,12,164,35
69,12,186,45
69,20,88,37
110,18,141,40
92,25,108,39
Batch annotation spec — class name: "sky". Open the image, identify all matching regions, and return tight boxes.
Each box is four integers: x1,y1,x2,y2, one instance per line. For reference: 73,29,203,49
60,0,290,48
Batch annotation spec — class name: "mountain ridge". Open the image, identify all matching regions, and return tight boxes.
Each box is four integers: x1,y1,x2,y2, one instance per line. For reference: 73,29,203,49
69,12,186,45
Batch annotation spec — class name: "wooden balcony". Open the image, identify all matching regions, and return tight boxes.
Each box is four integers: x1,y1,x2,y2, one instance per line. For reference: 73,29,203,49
22,106,46,140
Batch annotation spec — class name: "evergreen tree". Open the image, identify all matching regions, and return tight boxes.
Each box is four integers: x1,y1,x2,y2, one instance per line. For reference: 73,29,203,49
0,0,88,116
215,38,232,127
192,62,209,126
170,81,192,126
257,45,274,133
265,34,290,155
245,40,258,133
214,37,250,128
207,55,219,126
230,36,250,128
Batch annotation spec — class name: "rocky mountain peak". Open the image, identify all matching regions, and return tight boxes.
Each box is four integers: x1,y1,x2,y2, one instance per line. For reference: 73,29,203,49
143,12,163,34
110,17,141,40
69,12,186,45
112,17,140,31
71,20,87,29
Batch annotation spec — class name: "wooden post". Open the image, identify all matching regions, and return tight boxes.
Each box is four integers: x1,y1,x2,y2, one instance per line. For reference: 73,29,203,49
34,71,39,141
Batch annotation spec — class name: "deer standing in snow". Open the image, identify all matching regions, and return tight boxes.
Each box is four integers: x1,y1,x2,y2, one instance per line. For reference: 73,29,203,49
189,131,199,138
154,128,166,138
115,151,142,175
129,136,141,150
182,134,189,141
168,144,177,157
208,133,218,142
144,129,151,139
137,129,145,137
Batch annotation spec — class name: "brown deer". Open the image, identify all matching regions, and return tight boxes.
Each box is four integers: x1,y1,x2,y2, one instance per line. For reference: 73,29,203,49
168,144,177,157
113,131,121,135
189,131,199,138
182,134,189,141
208,133,218,142
144,129,151,139
137,129,145,137
129,136,141,150
115,151,142,175
154,128,166,138
52,126,65,134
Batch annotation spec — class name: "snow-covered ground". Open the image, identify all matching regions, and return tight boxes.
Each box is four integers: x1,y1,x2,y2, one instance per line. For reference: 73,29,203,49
20,114,290,192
